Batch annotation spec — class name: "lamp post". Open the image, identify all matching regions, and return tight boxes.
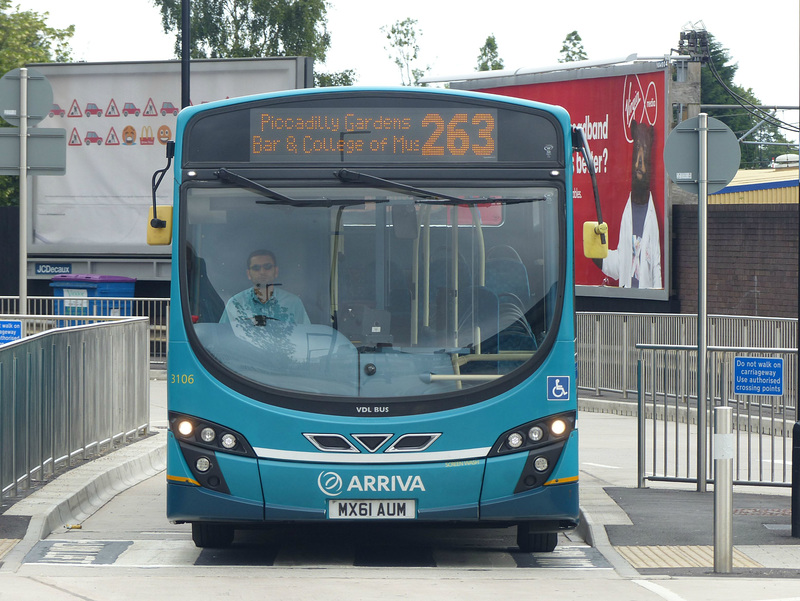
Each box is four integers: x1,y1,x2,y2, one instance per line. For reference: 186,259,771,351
181,0,190,109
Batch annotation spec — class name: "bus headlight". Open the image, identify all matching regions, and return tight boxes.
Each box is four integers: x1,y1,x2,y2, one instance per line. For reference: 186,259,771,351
195,457,212,472
528,426,544,442
533,456,549,472
507,432,524,448
489,412,575,457
169,412,256,458
550,419,567,436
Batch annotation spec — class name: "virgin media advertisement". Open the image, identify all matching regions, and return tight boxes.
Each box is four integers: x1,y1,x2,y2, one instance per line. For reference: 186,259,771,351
476,66,668,298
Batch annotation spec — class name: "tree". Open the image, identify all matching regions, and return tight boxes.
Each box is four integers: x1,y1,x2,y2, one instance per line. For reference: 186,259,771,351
382,18,429,86
315,69,356,87
153,0,354,87
477,35,504,71
558,30,587,63
0,0,74,206
154,0,330,59
700,33,793,168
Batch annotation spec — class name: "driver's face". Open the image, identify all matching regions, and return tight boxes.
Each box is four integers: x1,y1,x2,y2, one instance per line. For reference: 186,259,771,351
247,255,278,286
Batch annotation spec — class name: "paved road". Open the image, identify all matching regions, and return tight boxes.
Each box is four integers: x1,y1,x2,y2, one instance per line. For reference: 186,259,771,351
5,469,799,601
22,473,611,569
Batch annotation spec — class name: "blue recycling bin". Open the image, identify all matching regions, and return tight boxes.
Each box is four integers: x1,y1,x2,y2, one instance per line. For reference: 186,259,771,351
51,274,136,324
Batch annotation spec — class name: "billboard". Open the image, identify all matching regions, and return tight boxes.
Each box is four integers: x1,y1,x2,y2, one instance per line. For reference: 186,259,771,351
26,58,312,264
465,62,669,299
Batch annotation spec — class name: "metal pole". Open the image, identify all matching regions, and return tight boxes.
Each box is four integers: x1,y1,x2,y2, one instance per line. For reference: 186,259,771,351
637,358,646,488
594,316,600,396
697,113,708,492
713,406,733,573
792,421,799,538
18,68,28,315
181,0,190,109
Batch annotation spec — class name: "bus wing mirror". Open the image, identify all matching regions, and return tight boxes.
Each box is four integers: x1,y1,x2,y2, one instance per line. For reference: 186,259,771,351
572,127,607,260
148,205,173,245
148,140,174,246
583,221,608,259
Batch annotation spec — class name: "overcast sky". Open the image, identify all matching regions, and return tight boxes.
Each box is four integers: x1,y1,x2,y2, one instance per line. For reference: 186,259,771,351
15,0,800,144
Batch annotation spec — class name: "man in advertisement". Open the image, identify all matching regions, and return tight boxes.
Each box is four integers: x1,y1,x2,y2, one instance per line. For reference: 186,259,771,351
594,120,662,288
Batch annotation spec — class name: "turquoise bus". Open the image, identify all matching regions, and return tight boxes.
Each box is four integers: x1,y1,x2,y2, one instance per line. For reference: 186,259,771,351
149,87,594,553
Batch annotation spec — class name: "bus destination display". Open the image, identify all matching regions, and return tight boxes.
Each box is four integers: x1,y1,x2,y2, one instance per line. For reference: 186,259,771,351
250,107,497,163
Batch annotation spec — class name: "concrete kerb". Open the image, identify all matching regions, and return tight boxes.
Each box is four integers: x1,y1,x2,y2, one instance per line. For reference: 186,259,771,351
576,508,640,578
0,431,167,573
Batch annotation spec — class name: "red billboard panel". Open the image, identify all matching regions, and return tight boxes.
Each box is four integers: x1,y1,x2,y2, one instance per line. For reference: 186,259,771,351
475,66,668,297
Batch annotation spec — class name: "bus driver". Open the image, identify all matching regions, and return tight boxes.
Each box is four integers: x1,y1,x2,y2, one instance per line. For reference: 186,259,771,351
220,249,309,327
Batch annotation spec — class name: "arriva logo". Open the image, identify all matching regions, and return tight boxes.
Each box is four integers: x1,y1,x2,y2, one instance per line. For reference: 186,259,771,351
317,472,425,497
317,471,343,496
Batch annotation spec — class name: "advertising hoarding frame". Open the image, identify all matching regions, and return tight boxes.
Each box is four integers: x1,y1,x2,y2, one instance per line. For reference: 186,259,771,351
453,60,671,301
24,57,313,280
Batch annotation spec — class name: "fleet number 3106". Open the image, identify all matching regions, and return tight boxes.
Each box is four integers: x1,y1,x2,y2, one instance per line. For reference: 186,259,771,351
171,373,195,384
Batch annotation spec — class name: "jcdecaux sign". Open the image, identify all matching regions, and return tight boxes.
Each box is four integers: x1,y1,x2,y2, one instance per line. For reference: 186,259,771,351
35,263,72,275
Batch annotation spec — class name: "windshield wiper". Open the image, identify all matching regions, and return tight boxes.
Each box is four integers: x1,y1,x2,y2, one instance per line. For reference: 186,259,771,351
335,169,473,204
217,168,379,208
217,168,301,205
335,169,548,205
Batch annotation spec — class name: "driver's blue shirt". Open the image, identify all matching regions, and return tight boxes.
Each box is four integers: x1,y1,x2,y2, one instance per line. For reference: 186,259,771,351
220,287,309,326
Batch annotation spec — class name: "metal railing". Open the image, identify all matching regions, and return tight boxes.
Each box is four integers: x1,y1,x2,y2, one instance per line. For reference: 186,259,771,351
0,296,169,365
0,316,151,500
577,312,797,399
636,343,796,488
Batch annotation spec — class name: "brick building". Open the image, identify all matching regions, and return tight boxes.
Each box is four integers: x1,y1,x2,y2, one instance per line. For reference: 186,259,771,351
673,168,798,319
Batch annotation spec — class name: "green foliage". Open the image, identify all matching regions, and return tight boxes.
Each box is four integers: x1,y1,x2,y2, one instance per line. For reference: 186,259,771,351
153,0,331,60
0,0,74,74
558,30,587,63
0,175,17,207
381,18,429,86
315,69,356,87
477,35,504,71
0,0,74,206
701,34,792,168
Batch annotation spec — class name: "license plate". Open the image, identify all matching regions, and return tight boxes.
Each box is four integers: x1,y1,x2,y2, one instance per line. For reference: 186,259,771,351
327,499,416,520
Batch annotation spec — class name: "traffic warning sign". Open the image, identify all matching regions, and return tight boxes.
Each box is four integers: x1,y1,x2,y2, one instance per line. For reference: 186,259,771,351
105,128,120,145
68,100,82,118
105,99,120,117
143,98,158,117
68,128,82,146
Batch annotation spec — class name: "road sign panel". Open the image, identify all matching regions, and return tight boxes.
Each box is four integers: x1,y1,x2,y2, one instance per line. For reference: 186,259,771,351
733,356,783,396
0,127,66,175
0,68,53,126
663,115,740,195
0,320,22,344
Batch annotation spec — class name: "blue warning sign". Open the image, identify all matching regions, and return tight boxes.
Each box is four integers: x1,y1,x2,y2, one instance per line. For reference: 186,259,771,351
0,320,22,345
734,357,784,396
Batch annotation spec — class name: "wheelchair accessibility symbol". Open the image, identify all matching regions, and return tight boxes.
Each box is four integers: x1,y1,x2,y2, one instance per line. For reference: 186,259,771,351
547,376,570,401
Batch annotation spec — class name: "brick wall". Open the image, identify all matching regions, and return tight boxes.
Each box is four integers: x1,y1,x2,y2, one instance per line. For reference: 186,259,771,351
673,204,799,318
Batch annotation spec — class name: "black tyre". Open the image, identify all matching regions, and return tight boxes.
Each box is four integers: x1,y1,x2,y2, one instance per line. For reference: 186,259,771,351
191,522,235,548
516,524,557,552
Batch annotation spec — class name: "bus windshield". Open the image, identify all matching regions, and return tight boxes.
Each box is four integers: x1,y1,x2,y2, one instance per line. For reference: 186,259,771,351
184,181,562,405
